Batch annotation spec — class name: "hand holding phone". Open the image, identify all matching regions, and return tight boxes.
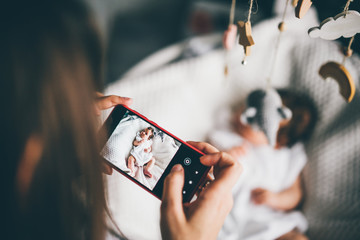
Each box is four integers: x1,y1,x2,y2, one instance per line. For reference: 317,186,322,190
100,105,212,202
95,94,133,175
160,142,242,239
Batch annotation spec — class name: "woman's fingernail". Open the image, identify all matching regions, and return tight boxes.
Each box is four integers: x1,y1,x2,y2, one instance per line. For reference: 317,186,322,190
171,164,183,172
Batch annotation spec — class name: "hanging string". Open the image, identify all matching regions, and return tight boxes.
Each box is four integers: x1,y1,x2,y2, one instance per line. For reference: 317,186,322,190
343,0,352,14
342,35,355,65
341,0,355,65
229,0,236,26
266,0,290,89
347,35,355,52
247,0,255,22
224,0,237,78
241,0,256,64
281,0,290,21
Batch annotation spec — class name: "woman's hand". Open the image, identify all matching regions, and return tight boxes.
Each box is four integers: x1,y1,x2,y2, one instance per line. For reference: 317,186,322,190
160,142,242,240
95,92,132,115
96,92,132,175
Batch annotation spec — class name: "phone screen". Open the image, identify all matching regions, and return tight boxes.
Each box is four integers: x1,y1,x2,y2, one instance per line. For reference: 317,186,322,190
100,105,209,202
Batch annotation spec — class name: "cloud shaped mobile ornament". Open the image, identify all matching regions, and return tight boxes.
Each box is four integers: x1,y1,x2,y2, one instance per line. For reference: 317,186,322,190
308,10,360,40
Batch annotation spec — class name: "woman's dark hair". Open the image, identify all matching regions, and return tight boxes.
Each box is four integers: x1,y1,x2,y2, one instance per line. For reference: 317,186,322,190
1,0,107,239
276,89,318,147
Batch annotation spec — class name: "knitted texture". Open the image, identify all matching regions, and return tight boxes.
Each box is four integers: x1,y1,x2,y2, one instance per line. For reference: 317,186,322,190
291,37,360,240
231,11,360,239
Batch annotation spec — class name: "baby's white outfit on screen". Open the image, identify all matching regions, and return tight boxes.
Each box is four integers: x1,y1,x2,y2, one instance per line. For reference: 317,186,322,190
130,132,153,166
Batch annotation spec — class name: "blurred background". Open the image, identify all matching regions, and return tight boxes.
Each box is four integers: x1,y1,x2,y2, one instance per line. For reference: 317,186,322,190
85,2,360,239
86,0,360,85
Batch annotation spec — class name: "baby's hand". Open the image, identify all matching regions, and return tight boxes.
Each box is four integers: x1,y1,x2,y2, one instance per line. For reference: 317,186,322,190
144,148,149,153
227,145,248,158
251,188,276,206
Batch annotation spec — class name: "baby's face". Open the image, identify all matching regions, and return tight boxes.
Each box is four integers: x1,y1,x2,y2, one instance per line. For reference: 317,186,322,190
233,109,268,145
140,129,153,140
276,107,311,148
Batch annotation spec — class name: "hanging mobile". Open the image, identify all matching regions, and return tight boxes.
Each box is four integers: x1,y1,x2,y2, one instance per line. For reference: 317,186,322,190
294,0,313,19
222,0,256,77
223,0,237,76
308,0,359,102
238,21,254,65
238,0,255,65
266,0,291,89
241,0,294,147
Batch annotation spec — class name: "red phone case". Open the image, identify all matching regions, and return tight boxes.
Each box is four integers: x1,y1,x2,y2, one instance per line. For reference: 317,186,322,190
100,104,210,202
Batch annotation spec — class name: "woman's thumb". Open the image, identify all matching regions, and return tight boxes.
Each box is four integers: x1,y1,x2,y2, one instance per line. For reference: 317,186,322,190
161,164,185,217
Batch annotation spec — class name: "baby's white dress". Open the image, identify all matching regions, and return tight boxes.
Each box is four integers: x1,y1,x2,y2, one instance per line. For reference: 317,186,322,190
130,132,153,166
210,126,308,240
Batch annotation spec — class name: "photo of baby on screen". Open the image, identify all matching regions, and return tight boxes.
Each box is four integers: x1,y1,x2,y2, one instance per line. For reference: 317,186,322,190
101,110,181,190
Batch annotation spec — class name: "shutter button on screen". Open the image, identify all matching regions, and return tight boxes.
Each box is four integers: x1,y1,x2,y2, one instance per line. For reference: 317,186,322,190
184,157,191,166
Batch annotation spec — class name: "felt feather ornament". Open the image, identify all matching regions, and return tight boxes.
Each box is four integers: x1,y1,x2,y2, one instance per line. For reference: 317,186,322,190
241,89,292,147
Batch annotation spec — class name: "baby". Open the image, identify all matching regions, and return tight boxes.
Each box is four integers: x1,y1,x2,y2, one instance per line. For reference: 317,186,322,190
210,89,317,240
127,127,156,178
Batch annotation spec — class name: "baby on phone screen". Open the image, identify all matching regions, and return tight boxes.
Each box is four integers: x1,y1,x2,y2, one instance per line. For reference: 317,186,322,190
127,127,156,178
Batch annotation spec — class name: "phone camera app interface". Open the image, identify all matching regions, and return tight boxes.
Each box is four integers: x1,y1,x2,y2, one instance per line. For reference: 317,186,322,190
184,157,191,166
101,110,182,190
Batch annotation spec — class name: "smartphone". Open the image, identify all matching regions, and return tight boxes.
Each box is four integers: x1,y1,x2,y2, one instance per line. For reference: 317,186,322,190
99,105,210,202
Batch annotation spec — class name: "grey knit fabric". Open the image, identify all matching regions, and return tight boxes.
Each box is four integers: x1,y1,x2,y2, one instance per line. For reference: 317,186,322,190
226,8,360,237
287,37,360,239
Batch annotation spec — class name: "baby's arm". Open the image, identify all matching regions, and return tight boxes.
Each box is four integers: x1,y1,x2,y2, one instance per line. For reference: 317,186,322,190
133,138,144,146
226,144,248,158
251,176,303,211
132,132,145,146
